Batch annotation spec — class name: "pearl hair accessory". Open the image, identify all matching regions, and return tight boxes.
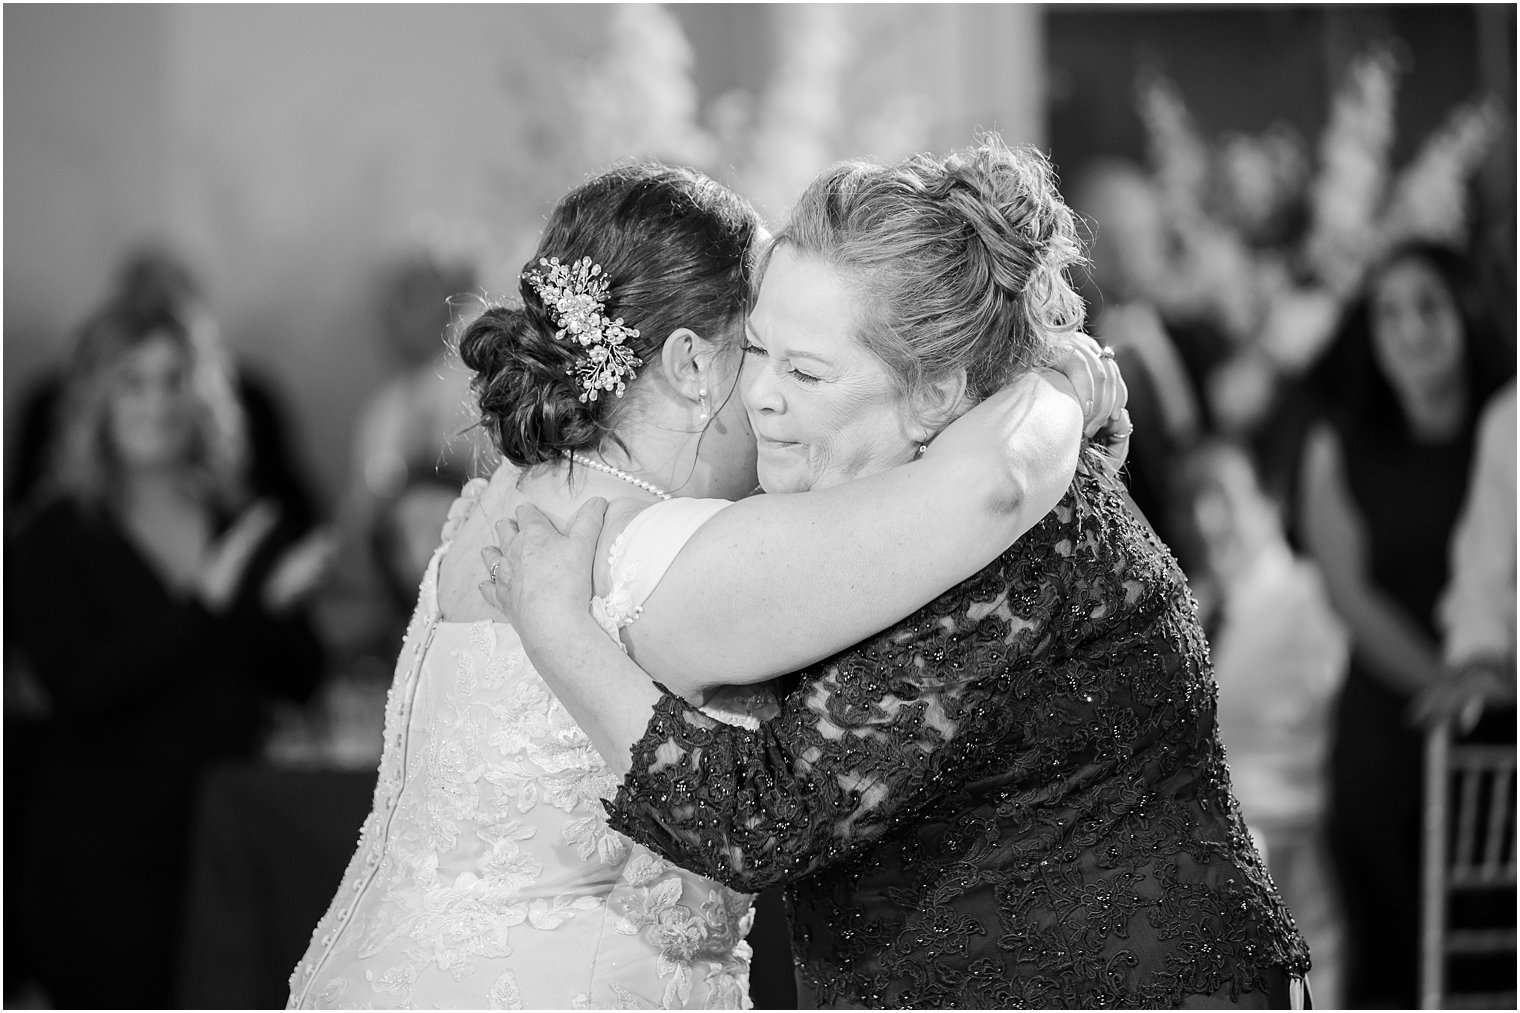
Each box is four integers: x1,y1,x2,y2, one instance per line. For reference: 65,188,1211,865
523,256,642,403
567,452,672,500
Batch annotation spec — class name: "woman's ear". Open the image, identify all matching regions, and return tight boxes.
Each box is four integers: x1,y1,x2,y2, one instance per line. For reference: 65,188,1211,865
906,370,971,443
658,327,720,405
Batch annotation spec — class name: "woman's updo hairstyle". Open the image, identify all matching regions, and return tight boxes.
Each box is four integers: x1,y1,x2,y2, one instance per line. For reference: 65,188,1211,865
769,132,1086,424
460,162,760,467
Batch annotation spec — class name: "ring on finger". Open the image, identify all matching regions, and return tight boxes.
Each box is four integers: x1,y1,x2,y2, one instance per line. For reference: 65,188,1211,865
488,558,504,584
1098,345,1116,359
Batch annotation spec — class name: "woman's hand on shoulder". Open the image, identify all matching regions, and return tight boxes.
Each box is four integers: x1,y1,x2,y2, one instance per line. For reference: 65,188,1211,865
480,497,609,653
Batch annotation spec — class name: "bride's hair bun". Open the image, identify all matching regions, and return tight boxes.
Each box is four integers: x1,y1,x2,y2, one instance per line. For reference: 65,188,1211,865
458,301,596,467
771,133,1086,426
461,163,761,469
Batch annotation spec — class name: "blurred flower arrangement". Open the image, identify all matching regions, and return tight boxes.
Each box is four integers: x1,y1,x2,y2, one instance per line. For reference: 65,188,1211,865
569,4,932,224
1133,46,1504,433
419,5,933,302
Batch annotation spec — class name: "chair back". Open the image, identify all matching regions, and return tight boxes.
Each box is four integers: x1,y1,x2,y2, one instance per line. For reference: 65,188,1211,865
1420,723,1518,1009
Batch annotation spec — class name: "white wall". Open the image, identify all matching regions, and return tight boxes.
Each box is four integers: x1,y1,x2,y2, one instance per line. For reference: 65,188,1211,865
5,5,175,396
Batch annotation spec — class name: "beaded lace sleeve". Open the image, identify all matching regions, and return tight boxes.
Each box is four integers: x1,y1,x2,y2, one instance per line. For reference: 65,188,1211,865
606,463,1313,1008
602,491,1088,892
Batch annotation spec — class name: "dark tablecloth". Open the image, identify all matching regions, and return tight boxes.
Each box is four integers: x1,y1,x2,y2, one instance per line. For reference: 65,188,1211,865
175,762,797,1009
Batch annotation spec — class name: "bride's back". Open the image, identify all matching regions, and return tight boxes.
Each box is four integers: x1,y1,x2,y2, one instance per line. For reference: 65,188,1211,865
288,474,755,1010
291,160,767,1009
431,461,620,623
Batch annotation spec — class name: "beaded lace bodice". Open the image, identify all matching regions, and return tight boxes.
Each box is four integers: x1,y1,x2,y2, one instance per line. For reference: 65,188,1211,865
289,483,767,1010
607,459,1310,1008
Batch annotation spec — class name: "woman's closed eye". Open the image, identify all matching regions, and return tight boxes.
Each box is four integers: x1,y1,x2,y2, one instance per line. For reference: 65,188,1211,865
743,342,821,384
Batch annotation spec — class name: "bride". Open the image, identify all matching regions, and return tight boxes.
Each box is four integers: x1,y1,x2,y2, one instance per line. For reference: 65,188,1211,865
288,161,1123,1009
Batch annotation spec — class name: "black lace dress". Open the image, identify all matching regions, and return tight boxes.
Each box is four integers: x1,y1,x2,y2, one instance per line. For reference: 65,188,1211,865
605,457,1309,1008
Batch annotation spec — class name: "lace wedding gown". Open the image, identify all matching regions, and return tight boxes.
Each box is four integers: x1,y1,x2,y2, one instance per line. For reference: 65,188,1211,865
289,479,770,1009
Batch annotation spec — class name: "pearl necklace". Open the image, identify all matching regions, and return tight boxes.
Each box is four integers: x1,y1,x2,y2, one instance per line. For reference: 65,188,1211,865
566,452,672,500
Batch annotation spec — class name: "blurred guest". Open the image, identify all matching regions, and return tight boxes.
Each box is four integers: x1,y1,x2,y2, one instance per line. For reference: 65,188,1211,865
5,300,326,1009
1181,440,1348,1007
6,242,321,532
1295,241,1513,1009
1071,159,1203,556
1413,378,1517,1000
1414,378,1518,729
314,251,485,683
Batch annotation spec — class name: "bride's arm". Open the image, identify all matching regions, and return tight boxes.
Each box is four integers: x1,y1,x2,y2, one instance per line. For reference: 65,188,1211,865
623,369,1084,694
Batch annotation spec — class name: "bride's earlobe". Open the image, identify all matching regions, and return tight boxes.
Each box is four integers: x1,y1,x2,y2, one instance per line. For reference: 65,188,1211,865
659,327,726,426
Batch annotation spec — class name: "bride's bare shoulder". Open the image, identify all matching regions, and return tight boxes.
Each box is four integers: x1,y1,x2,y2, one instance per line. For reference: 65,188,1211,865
432,463,524,619
436,460,654,621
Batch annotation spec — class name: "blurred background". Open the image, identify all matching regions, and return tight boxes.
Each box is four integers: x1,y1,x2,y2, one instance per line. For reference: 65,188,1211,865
4,4,1515,1010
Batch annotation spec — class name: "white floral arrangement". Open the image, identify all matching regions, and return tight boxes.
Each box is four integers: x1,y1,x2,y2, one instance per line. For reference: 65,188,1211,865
565,4,931,225
523,256,643,403
569,5,718,173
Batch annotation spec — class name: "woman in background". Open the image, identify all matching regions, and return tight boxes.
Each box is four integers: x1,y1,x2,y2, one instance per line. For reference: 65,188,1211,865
7,300,327,1009
1296,241,1513,1009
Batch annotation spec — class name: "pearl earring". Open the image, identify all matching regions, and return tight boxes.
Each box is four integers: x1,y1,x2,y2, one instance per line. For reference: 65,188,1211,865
917,444,928,455
698,388,709,421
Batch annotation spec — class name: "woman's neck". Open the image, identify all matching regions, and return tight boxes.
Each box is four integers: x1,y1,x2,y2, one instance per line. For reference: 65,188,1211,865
112,466,214,592
583,413,708,499
1398,373,1468,443
118,466,200,510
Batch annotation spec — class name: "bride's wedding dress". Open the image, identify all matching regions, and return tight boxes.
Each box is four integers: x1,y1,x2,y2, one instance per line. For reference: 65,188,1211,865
289,475,770,1009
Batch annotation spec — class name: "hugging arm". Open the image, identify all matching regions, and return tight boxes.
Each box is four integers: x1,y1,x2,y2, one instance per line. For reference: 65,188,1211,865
603,488,1081,890
603,656,1012,892
484,343,1115,765
624,368,1086,693
492,493,1060,888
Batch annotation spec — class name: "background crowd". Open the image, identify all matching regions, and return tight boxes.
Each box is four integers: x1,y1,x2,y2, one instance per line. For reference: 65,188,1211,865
4,5,1515,1010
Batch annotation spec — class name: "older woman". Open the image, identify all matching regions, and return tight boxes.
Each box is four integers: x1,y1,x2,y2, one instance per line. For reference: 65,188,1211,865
487,137,1310,1009
289,161,1122,1010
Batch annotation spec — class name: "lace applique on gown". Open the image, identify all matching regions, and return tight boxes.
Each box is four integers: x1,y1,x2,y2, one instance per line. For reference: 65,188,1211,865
288,483,768,1010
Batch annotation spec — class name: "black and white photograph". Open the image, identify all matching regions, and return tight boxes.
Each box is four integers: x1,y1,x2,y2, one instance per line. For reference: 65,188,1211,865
4,4,1515,1010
